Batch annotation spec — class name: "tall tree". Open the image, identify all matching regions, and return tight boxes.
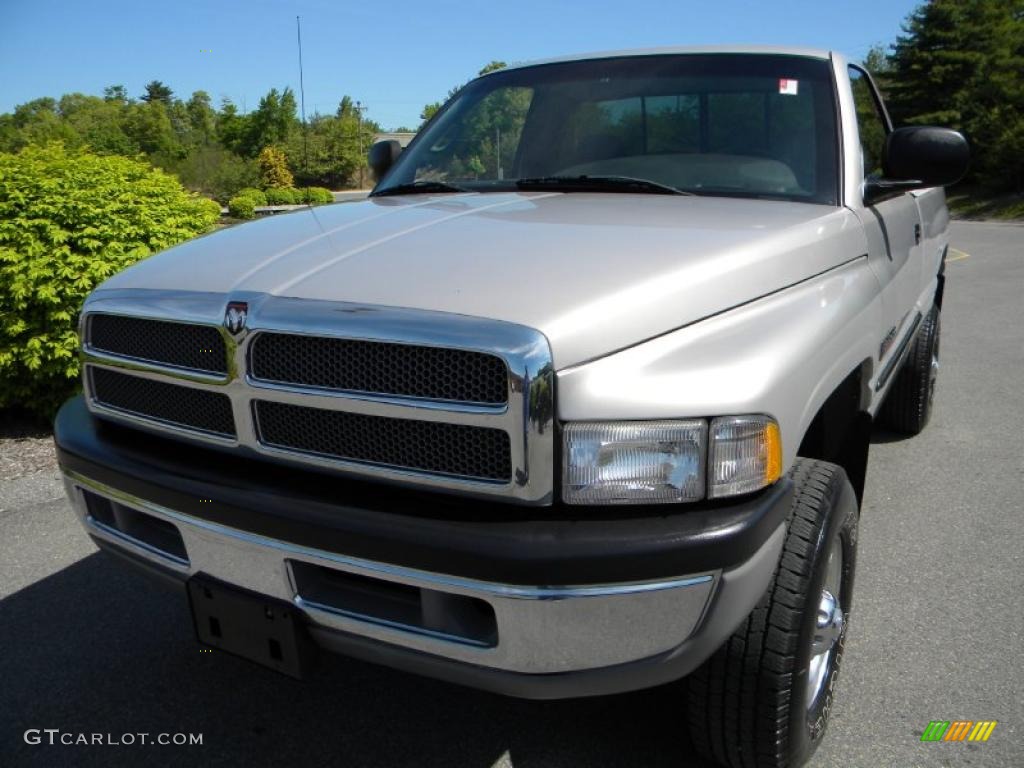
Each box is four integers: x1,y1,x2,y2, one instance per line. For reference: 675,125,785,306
0,98,78,152
337,95,357,119
478,60,508,75
420,102,442,123
186,90,217,144
886,0,1024,190
141,80,174,106
123,100,180,158
103,85,129,104
243,87,298,156
216,98,248,154
860,44,893,99
284,109,380,188
58,93,136,155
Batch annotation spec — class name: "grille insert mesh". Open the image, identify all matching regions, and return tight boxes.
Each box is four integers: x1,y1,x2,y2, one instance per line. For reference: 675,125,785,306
249,333,507,404
90,366,236,437
88,314,227,375
254,400,511,481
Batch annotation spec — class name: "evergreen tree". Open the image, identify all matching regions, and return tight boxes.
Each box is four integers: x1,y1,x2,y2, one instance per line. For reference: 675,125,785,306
258,146,294,189
216,98,248,154
103,85,129,104
337,96,356,119
243,87,298,157
185,91,217,145
886,0,1024,190
141,80,174,106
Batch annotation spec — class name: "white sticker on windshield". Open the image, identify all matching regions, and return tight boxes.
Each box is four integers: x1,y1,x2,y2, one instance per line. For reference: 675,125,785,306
779,78,799,95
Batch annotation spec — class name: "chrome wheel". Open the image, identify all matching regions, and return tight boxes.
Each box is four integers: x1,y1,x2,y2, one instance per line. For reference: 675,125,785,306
928,333,940,405
807,545,844,709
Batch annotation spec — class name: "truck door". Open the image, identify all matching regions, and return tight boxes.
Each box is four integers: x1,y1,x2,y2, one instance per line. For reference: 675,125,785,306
846,65,923,382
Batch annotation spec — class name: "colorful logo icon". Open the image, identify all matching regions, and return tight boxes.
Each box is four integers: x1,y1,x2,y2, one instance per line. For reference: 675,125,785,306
921,720,997,742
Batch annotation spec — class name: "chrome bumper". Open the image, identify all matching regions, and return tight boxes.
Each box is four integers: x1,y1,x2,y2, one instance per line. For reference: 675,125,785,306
64,471,719,675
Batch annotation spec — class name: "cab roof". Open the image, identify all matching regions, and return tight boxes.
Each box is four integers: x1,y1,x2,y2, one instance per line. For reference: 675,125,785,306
493,45,834,74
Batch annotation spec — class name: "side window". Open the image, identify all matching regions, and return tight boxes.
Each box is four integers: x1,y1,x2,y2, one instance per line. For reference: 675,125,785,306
848,66,888,179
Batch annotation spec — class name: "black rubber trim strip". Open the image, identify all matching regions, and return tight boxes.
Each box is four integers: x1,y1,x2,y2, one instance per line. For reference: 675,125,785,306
875,310,923,391
56,396,792,585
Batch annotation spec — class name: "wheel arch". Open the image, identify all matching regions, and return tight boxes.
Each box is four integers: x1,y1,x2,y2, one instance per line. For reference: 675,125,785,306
797,359,874,505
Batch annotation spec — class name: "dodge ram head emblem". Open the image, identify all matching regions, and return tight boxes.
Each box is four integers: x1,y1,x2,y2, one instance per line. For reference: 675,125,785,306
224,301,248,335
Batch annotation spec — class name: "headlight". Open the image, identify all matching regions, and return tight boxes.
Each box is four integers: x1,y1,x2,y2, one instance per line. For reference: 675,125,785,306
563,415,782,505
708,415,782,498
563,420,707,505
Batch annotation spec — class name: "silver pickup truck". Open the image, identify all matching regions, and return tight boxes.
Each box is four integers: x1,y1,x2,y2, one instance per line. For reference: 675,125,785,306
55,46,967,768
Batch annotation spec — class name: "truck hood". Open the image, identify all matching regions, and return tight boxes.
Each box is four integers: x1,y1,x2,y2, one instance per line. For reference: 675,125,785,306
99,192,865,368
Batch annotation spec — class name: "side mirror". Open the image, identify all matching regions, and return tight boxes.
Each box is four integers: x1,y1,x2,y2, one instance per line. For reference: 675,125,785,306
866,126,969,202
368,140,402,181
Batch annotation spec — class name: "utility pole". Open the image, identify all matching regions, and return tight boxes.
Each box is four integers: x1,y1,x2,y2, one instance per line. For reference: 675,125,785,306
355,100,368,188
496,127,502,179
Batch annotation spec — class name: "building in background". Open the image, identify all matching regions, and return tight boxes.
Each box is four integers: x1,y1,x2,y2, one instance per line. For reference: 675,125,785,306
373,131,417,148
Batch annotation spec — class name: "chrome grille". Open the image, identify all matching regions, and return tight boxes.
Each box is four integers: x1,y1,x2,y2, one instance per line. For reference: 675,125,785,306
249,332,508,404
89,366,236,437
254,400,512,481
79,296,555,503
88,314,227,374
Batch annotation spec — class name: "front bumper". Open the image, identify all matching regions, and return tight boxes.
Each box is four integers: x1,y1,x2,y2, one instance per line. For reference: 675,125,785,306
55,396,791,698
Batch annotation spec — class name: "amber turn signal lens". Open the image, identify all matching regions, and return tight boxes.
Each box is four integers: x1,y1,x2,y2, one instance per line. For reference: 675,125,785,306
708,415,783,498
763,420,783,485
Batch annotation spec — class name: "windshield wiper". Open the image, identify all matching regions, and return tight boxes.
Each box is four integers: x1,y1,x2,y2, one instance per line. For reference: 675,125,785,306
372,180,468,197
515,175,694,196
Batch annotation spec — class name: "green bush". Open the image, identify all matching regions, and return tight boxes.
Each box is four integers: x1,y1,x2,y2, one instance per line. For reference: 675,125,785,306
264,186,298,205
262,187,332,206
300,186,334,204
234,187,267,205
228,194,256,219
227,187,269,219
0,143,220,416
170,146,260,204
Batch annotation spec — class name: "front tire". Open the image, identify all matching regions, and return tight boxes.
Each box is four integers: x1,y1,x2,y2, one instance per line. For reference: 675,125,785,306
686,459,859,768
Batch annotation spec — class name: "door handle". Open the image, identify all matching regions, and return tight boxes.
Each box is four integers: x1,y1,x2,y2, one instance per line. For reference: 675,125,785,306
914,223,922,245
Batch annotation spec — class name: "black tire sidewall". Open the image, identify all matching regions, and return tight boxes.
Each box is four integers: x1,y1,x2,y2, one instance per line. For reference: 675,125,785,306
915,308,940,427
926,310,941,412
885,306,941,434
788,476,859,760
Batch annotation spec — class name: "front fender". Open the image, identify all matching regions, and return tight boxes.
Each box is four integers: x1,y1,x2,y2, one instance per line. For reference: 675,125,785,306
556,256,882,473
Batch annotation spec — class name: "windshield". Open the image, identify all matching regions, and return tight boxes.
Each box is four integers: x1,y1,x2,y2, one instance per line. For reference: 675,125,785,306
375,54,840,204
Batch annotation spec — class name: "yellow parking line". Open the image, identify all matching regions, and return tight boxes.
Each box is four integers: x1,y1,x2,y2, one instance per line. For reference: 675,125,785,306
946,248,970,262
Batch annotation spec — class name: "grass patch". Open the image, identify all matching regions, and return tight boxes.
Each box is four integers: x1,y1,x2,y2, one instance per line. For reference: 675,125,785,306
947,187,1024,221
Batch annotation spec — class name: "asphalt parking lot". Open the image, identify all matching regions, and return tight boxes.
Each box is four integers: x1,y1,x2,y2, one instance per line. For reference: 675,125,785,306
1,220,1021,768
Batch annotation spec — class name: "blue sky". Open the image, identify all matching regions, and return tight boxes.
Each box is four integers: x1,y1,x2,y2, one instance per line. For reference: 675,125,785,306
2,0,919,129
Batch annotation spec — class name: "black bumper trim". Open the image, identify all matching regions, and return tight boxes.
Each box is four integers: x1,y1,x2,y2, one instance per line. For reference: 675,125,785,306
56,395,792,585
